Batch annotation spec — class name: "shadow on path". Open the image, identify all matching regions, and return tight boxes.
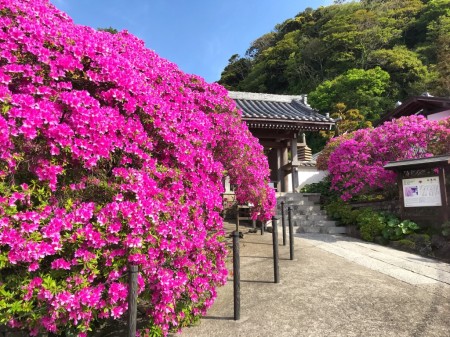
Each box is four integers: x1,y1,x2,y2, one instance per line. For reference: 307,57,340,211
240,279,274,284
202,316,234,321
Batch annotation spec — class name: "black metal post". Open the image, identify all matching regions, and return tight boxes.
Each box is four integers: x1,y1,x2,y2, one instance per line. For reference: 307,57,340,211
288,206,294,260
261,220,264,235
232,231,240,321
236,206,239,232
128,264,138,337
281,201,286,246
272,216,280,283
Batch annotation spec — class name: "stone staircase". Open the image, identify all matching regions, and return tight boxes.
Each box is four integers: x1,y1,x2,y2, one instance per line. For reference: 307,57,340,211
276,193,346,234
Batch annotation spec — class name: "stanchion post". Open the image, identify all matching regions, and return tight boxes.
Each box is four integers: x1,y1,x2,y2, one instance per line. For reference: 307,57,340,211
272,216,280,283
236,206,239,232
128,264,138,337
232,231,241,321
288,206,294,260
281,201,286,246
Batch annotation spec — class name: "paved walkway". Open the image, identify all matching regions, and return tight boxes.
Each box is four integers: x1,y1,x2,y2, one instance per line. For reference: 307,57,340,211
176,224,450,337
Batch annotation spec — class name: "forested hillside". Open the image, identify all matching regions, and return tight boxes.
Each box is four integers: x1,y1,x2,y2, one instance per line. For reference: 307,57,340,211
219,0,449,150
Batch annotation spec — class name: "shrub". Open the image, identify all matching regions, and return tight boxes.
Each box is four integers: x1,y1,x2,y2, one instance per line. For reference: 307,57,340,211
407,234,432,256
394,239,416,250
327,115,450,200
381,215,420,241
300,176,339,202
315,133,354,171
0,1,275,336
356,208,386,242
325,199,358,226
442,221,450,237
300,179,330,194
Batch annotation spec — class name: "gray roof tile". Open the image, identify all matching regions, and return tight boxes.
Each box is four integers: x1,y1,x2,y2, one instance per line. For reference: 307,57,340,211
228,91,334,124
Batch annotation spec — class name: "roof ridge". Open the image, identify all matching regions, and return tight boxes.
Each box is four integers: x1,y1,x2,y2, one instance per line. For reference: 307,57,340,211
228,91,305,103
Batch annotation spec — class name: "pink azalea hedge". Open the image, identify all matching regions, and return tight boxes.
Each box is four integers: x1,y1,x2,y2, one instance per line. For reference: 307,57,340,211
0,1,275,336
325,115,450,200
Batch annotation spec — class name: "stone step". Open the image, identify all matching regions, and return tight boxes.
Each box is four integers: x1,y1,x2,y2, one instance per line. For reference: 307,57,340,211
276,217,333,226
296,226,322,234
288,205,322,213
288,219,337,228
278,194,312,199
277,193,320,202
307,220,337,227
326,227,347,234
296,225,347,234
302,193,321,204
277,199,314,206
275,194,344,235
276,210,327,218
277,192,305,197
279,214,329,221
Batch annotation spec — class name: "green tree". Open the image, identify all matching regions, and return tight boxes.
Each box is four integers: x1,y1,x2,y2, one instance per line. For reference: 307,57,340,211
320,103,372,141
429,15,450,95
97,26,118,34
285,37,329,93
368,46,431,97
240,32,298,93
308,67,392,121
320,3,364,71
405,0,450,49
218,54,251,90
218,0,449,149
245,32,277,58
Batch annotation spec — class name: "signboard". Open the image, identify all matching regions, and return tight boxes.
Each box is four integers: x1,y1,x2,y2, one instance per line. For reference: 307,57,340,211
402,176,442,207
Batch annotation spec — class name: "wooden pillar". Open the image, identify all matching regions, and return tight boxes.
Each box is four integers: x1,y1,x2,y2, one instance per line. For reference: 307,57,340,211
281,144,289,192
291,134,299,192
397,171,404,220
438,167,449,223
267,148,279,191
276,148,282,192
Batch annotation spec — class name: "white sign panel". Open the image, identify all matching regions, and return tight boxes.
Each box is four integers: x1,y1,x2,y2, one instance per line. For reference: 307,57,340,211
402,176,442,207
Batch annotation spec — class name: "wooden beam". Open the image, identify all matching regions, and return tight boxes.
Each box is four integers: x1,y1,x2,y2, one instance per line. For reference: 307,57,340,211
259,141,286,148
397,172,405,220
276,148,282,193
281,145,289,192
249,129,294,140
438,167,449,223
291,134,299,192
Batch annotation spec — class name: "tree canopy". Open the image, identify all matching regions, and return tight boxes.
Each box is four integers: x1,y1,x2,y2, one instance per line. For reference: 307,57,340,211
308,67,391,121
219,0,450,148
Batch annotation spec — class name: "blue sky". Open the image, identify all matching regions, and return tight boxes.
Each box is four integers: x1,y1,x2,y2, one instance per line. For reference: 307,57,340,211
50,0,333,83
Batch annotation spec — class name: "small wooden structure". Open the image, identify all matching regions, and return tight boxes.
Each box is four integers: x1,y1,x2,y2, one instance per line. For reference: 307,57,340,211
236,205,256,231
384,155,450,227
229,91,335,193
377,95,450,125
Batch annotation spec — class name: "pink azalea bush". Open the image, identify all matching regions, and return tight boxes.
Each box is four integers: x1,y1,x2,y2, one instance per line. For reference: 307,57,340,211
326,115,450,200
0,1,275,336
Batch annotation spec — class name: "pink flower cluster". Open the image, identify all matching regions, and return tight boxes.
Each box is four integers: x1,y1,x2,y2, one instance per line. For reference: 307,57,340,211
0,0,275,336
327,115,450,200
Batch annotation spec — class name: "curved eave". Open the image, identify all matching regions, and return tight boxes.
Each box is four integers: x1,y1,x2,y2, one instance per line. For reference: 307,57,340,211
243,118,334,131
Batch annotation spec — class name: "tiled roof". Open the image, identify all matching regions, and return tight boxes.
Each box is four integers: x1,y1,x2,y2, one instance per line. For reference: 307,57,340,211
376,96,450,125
311,152,321,161
228,91,334,124
384,155,450,171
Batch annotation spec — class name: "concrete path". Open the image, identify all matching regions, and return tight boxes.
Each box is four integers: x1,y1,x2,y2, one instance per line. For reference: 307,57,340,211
176,226,450,337
303,234,450,290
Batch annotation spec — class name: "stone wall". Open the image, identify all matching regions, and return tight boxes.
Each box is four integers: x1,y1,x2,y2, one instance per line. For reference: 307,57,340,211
349,200,400,215
349,200,447,228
